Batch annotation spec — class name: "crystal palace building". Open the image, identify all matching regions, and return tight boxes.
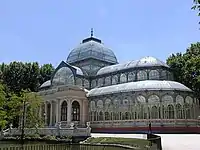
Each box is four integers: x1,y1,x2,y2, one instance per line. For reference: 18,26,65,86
38,31,200,133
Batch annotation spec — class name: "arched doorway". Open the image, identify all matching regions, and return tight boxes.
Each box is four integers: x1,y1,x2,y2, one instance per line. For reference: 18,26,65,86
72,101,80,121
61,101,68,121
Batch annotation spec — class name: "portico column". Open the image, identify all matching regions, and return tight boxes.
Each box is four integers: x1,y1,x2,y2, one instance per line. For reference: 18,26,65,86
56,100,59,123
44,102,48,126
50,101,53,126
67,100,72,123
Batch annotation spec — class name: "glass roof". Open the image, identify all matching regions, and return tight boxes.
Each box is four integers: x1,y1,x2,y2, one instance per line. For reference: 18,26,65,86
87,80,192,97
97,56,169,75
72,65,84,75
67,37,118,64
40,80,51,88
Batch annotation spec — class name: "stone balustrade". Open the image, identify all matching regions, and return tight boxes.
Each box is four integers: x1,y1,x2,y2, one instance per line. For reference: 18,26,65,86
4,122,91,138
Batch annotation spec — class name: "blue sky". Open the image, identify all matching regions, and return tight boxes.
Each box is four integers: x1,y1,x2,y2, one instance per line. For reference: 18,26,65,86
0,0,199,67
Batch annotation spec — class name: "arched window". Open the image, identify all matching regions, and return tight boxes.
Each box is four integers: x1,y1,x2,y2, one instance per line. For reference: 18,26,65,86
162,95,173,104
99,111,103,121
151,106,158,119
94,111,97,121
104,76,111,86
97,100,103,109
112,75,118,85
90,101,96,111
176,104,182,119
149,70,159,80
105,99,111,110
91,80,96,88
160,70,167,80
168,105,174,119
105,112,110,120
72,101,80,121
98,78,104,87
125,112,130,120
120,73,127,83
52,67,74,86
185,103,190,119
176,95,184,104
61,101,67,121
137,71,147,81
148,95,160,103
113,112,119,120
84,79,89,89
89,112,93,121
128,72,135,82
185,96,193,104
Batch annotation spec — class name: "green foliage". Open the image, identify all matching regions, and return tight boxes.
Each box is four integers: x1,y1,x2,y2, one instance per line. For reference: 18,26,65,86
192,0,200,24
22,91,44,128
0,61,54,129
39,64,55,85
43,135,56,140
0,62,54,93
167,42,200,98
0,84,7,129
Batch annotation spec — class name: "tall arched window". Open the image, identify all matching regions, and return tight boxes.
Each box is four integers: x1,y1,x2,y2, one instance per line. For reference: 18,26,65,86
151,106,158,119
61,101,67,121
99,111,103,121
72,101,80,121
176,104,182,119
168,105,174,119
105,112,110,120
113,112,119,120
125,112,130,120
185,103,190,119
94,111,97,121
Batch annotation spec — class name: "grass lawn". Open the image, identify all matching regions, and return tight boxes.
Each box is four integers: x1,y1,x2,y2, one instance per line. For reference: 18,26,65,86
85,137,151,149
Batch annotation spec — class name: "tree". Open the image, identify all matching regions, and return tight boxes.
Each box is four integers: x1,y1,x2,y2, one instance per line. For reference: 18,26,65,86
39,64,54,85
0,62,54,93
22,91,44,128
192,0,200,24
0,84,7,129
167,42,200,98
6,90,44,128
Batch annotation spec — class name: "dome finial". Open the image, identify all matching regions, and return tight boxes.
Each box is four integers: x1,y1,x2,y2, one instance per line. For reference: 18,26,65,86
91,28,93,37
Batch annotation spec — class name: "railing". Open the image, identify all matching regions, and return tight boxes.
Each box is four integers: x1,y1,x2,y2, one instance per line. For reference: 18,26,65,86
6,127,91,137
147,134,162,150
0,144,135,150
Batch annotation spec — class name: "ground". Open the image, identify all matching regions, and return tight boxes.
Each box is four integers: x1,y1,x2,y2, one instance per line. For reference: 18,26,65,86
86,137,151,149
91,133,200,150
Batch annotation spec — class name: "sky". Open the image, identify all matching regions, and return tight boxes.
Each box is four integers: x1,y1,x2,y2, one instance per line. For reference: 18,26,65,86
0,0,199,67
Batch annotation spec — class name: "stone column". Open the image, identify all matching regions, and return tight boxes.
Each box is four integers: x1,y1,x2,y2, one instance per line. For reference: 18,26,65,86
81,100,84,124
67,100,71,123
44,102,48,126
50,101,53,126
56,99,60,123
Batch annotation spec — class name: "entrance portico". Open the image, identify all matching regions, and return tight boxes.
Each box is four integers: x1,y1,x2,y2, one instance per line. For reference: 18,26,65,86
40,85,89,127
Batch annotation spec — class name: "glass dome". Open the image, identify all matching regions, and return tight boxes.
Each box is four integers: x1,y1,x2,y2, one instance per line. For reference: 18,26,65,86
67,37,118,64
